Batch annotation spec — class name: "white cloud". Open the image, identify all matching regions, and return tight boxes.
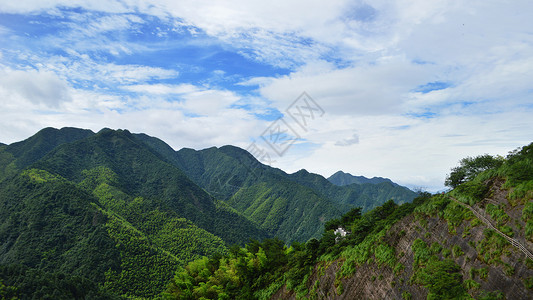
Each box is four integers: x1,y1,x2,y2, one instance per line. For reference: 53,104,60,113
258,58,433,116
335,133,359,147
25,52,179,86
0,69,72,107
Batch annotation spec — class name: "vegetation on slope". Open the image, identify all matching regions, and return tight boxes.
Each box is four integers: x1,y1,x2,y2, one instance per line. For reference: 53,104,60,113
146,142,417,242
1,128,531,299
31,128,269,245
0,128,270,298
165,142,533,299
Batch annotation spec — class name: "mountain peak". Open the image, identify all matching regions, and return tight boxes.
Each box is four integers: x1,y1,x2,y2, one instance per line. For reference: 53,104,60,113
328,170,393,186
4,127,94,168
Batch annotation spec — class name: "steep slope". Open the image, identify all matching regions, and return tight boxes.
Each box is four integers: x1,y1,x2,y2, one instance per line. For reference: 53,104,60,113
0,168,228,298
163,145,343,243
165,142,533,300
328,170,394,186
276,142,533,299
31,128,269,245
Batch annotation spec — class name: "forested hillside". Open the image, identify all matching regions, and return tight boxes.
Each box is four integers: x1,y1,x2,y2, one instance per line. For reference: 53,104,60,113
136,141,346,243
133,138,417,243
0,128,269,298
165,142,533,299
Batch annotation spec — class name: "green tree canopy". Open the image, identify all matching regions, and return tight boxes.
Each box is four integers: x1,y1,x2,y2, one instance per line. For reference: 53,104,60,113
445,154,503,188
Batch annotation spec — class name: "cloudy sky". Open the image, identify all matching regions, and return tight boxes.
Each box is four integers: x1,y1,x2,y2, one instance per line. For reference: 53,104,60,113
1,1,532,191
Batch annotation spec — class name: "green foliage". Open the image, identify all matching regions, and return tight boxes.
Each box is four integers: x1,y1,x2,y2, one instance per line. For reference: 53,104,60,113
503,143,533,186
402,291,412,300
415,194,450,218
508,180,533,204
443,201,472,231
523,201,533,241
430,242,443,254
415,259,467,299
21,168,64,183
228,182,339,243
79,166,119,191
164,238,312,300
525,276,533,289
411,239,468,299
445,154,504,188
486,204,510,227
478,290,504,300
452,181,489,204
0,148,17,182
464,279,480,291
0,264,120,300
452,245,464,258
476,229,509,265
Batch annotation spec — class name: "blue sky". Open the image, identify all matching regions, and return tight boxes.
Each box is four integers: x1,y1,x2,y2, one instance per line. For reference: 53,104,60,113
1,0,533,191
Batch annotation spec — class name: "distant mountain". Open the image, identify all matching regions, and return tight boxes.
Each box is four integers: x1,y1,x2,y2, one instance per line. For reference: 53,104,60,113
288,169,418,211
328,170,394,186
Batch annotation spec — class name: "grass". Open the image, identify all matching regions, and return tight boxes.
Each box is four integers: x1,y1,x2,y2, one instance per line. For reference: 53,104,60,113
486,204,510,227
476,229,509,265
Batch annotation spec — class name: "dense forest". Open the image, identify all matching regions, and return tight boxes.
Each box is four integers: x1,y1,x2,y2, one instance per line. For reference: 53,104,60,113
1,127,531,299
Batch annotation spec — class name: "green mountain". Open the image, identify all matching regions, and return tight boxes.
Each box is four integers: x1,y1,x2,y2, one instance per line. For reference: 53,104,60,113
132,138,417,243
288,169,417,210
165,142,533,300
0,127,93,181
0,128,270,298
137,141,344,244
328,170,394,186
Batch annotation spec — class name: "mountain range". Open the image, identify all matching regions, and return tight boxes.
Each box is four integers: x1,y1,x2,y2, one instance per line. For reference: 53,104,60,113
0,127,417,298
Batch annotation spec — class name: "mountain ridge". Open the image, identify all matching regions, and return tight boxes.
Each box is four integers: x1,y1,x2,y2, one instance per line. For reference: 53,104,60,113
328,170,396,186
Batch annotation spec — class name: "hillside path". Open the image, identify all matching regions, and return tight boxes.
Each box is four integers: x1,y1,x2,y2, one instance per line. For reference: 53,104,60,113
449,196,533,261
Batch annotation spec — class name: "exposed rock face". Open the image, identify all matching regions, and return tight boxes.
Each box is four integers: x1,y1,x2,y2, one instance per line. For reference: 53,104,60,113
273,181,533,299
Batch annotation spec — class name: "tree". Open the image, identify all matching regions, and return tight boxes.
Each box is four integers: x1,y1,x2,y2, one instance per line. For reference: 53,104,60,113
341,207,362,225
445,154,503,188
